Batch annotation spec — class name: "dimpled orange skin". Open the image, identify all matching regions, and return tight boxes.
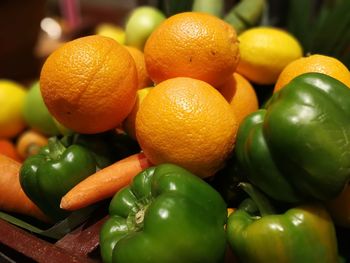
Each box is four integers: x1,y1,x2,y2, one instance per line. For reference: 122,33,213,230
125,46,153,89
40,35,138,134
274,54,350,92
218,73,259,125
135,77,238,178
144,12,240,87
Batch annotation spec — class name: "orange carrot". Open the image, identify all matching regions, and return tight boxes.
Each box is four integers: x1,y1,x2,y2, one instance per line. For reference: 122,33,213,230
16,129,48,160
0,139,22,162
60,152,152,211
0,154,49,222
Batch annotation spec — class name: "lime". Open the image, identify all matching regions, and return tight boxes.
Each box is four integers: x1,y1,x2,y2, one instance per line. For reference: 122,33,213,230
125,6,166,50
23,81,60,136
52,117,73,136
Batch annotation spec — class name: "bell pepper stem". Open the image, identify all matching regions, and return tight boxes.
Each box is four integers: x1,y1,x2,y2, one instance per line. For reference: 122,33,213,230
239,182,276,216
47,137,67,160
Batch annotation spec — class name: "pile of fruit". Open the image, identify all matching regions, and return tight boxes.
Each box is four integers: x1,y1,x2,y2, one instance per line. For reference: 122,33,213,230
1,1,350,262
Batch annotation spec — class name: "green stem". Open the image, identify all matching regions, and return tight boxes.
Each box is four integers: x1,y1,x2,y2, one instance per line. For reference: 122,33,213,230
47,137,66,160
192,0,224,17
239,182,276,216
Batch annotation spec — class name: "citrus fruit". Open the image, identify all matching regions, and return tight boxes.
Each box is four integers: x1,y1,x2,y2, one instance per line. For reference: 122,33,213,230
52,117,73,136
95,23,126,44
40,35,138,134
123,87,152,140
236,26,303,85
218,73,259,125
125,6,166,50
125,46,153,89
0,80,27,139
135,77,238,178
274,54,350,92
144,12,240,87
23,81,60,136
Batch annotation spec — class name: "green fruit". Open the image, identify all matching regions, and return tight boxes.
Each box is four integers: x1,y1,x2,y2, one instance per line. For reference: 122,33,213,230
23,81,60,136
52,117,73,136
125,6,166,50
95,23,126,44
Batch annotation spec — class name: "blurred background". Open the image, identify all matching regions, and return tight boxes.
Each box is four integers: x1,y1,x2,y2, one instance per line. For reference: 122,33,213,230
0,0,135,83
0,0,349,83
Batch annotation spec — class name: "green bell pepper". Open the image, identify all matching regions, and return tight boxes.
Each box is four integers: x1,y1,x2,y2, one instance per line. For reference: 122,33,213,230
19,137,97,221
60,132,114,169
99,163,227,263
226,183,339,263
235,72,350,203
61,131,141,169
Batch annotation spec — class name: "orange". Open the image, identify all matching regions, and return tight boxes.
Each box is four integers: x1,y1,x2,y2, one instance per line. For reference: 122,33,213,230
218,73,259,125
125,46,153,89
135,77,238,178
40,35,138,134
144,12,240,87
274,54,350,92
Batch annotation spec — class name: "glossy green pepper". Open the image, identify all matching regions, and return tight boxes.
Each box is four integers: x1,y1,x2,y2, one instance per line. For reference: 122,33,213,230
99,163,227,263
235,72,350,203
226,183,339,263
60,132,114,169
19,137,97,221
61,131,141,169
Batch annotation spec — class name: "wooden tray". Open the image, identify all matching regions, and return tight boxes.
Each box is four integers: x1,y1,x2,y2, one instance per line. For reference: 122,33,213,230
0,214,108,263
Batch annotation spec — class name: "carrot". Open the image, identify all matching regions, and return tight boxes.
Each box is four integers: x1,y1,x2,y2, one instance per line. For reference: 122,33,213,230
16,129,48,160
0,154,49,222
60,152,152,211
0,139,22,162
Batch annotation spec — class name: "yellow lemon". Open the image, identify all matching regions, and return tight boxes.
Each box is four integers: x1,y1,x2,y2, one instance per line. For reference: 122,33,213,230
0,80,27,138
95,23,126,44
236,27,303,85
123,87,152,139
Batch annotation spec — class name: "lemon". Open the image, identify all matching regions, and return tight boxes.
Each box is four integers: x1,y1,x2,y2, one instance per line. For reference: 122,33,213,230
123,87,152,139
236,27,303,85
0,80,27,138
95,23,126,44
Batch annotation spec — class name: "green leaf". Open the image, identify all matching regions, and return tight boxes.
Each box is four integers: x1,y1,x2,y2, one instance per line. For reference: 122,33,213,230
159,0,194,17
0,206,96,240
287,0,315,52
192,0,225,17
224,0,266,34
309,0,350,56
287,0,350,67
